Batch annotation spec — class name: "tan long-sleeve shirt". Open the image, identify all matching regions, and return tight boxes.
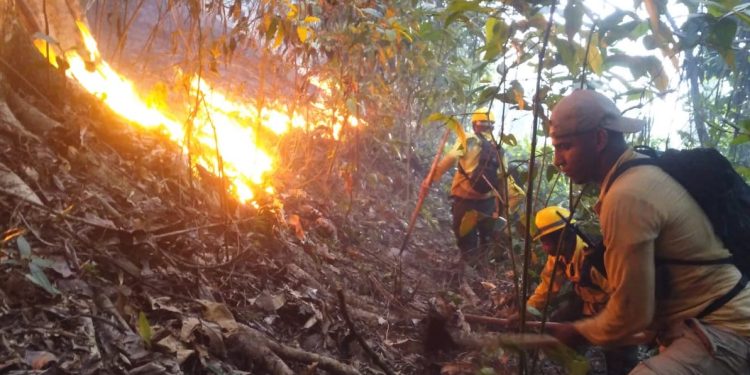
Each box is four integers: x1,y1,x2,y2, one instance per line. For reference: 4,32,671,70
574,148,750,346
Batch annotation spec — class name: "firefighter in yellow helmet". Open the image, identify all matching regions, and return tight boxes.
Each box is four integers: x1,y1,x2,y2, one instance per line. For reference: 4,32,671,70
525,206,637,375
427,108,524,262
527,206,608,317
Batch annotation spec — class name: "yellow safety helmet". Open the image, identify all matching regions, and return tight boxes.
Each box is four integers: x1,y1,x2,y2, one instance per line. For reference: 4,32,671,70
471,108,495,124
533,206,575,241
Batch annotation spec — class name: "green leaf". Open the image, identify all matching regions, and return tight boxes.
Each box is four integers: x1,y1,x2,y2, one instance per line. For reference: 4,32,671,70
708,17,738,66
443,0,486,26
16,236,31,259
459,210,479,237
564,0,584,41
484,17,509,61
26,263,60,295
730,134,750,146
31,257,55,268
137,311,153,348
501,133,517,146
446,117,467,151
544,344,590,375
476,85,499,104
526,305,543,317
485,17,498,43
553,37,581,77
423,112,447,124
586,33,603,76
740,118,750,132
604,20,645,45
737,166,750,182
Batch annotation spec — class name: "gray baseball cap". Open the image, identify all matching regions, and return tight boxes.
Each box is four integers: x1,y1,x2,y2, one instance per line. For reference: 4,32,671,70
549,90,645,138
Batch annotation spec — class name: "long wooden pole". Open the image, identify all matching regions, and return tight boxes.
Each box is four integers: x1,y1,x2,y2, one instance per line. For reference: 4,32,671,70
399,126,452,255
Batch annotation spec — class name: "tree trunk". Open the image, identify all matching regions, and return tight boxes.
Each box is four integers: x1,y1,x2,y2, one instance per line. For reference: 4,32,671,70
684,47,711,147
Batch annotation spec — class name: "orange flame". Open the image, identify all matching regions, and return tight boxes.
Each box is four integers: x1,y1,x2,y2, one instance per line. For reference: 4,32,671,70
34,21,362,202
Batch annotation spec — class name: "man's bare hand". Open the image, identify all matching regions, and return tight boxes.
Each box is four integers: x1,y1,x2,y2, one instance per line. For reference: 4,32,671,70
544,322,588,347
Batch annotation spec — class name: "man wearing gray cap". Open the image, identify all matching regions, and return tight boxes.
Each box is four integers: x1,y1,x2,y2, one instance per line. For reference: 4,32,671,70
545,89,750,373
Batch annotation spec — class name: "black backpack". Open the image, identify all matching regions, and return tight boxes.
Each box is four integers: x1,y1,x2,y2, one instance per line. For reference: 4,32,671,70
604,146,750,318
457,136,501,194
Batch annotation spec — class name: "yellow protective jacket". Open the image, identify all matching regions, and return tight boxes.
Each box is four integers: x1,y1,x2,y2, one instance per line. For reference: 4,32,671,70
433,131,525,213
527,237,609,317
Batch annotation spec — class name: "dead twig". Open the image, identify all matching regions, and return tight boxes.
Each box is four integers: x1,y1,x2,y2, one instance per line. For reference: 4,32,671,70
337,289,396,375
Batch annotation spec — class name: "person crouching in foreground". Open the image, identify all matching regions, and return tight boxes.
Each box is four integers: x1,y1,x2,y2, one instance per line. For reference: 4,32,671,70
545,89,750,374
522,206,638,375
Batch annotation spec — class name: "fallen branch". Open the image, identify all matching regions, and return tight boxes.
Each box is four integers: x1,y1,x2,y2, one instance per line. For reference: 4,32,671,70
6,90,61,135
449,329,561,350
0,99,40,141
264,339,361,375
463,313,561,331
225,328,292,375
337,289,396,375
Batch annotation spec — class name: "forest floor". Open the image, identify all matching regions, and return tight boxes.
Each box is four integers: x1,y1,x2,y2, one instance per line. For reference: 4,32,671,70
0,70,603,374
0,17,598,374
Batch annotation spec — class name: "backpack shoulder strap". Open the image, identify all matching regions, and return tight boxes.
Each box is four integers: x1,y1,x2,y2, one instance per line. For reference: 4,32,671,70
697,275,749,319
602,158,658,195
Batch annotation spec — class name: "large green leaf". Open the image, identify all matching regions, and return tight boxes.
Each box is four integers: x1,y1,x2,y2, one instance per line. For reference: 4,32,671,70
553,37,581,77
483,17,509,61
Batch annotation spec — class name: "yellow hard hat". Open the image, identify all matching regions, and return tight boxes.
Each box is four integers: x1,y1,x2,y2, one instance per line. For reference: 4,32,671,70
471,108,495,124
533,206,575,241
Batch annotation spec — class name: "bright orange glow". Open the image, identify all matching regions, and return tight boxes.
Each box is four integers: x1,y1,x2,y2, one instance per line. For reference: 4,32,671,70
34,21,364,203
